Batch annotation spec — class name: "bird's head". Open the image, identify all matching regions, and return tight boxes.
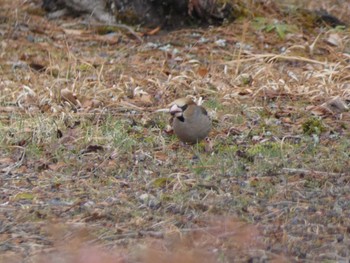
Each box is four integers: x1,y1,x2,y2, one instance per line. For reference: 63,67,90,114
169,97,196,118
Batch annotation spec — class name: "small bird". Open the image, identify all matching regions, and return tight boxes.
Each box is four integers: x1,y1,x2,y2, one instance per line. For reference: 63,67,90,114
169,97,211,144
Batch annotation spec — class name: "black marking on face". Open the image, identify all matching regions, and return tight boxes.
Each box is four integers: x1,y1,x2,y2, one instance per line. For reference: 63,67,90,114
177,116,185,122
181,104,188,111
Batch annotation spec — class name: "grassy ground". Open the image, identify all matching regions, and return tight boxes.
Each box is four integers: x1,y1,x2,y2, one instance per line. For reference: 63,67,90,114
0,0,350,262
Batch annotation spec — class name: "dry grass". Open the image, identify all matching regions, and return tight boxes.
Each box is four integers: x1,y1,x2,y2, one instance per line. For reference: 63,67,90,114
0,0,350,262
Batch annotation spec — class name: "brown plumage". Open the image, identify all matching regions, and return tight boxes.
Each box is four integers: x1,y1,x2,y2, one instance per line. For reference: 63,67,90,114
169,97,211,144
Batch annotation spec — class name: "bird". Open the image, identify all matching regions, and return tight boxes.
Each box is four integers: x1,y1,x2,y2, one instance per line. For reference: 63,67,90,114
169,97,211,144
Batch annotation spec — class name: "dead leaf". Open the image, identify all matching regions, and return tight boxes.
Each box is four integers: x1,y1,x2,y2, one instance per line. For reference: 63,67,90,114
325,33,342,47
307,105,332,116
308,97,349,117
281,117,292,124
40,103,52,113
322,96,349,113
133,87,153,105
136,93,153,104
29,62,46,72
197,67,208,77
81,99,92,108
48,162,67,171
91,99,103,108
0,158,14,170
154,151,168,162
80,145,104,154
340,112,350,122
238,88,253,96
60,88,79,106
143,26,161,36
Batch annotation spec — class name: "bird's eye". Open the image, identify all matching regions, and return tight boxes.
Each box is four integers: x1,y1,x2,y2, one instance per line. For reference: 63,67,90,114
177,116,185,122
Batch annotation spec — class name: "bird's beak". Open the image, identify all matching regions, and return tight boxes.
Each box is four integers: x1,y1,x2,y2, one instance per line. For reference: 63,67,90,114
169,104,183,117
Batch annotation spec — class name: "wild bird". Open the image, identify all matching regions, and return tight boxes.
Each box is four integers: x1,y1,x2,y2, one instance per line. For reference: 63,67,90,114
169,97,211,144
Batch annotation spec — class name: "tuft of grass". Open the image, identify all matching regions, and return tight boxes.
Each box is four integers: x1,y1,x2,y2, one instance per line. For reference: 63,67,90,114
100,116,137,151
246,141,282,159
205,97,224,110
302,117,325,135
252,17,298,39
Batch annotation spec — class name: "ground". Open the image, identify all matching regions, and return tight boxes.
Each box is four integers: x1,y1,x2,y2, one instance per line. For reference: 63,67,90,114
0,0,350,262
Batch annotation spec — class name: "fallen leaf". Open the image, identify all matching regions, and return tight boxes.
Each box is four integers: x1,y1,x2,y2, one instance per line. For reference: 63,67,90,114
48,162,67,171
154,151,168,162
29,62,46,72
281,117,292,124
143,26,161,36
238,88,253,96
12,192,35,201
307,105,332,116
325,33,342,47
323,96,349,113
61,88,79,106
80,145,104,154
197,67,208,77
91,99,103,108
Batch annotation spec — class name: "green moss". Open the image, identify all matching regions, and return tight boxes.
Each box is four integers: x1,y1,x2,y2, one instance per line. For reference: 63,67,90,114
247,142,281,157
77,63,93,72
251,180,276,198
26,143,45,159
116,10,140,25
252,17,298,39
229,0,251,19
153,177,172,188
302,117,325,135
26,7,46,16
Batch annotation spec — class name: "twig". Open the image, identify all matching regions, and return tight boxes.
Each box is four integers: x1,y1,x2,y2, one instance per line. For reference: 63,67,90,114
223,53,329,66
139,230,164,239
79,21,143,43
3,147,26,176
281,168,347,177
